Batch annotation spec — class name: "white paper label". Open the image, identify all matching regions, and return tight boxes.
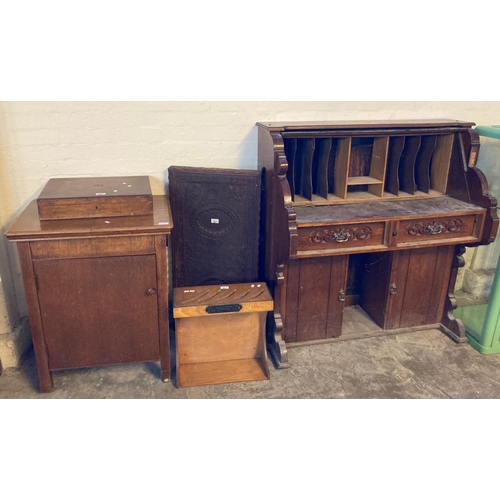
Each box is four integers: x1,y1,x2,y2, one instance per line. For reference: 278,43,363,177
211,218,220,224
95,192,106,196
220,286,229,289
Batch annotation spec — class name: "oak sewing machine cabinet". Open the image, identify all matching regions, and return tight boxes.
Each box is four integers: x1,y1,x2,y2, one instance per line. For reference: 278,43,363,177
6,176,172,393
257,120,499,368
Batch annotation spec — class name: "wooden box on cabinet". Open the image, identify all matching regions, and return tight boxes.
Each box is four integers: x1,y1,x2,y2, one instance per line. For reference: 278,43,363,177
258,120,499,368
173,283,273,388
37,176,154,220
5,178,173,393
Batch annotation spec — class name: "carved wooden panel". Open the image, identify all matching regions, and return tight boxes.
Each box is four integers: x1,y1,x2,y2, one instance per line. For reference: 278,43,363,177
169,166,261,287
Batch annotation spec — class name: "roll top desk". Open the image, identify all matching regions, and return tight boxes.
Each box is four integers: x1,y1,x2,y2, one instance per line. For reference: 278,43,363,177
257,120,498,368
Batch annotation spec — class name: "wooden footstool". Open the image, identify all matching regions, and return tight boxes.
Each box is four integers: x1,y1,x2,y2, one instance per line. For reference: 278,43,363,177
173,283,273,388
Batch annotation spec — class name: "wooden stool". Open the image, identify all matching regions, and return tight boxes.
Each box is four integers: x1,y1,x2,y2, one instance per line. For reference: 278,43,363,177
173,283,273,388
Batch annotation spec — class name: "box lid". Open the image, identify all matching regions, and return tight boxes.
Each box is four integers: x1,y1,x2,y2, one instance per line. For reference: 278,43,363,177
173,283,273,318
38,176,152,200
36,176,153,220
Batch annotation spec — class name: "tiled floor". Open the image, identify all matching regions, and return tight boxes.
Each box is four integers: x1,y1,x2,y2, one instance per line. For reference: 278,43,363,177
3,327,500,399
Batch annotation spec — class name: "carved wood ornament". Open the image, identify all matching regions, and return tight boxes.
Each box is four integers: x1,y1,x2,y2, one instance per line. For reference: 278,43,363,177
406,219,463,236
310,226,373,244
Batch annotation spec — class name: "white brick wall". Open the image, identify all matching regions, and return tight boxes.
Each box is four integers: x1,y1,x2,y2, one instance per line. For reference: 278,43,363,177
1,101,500,328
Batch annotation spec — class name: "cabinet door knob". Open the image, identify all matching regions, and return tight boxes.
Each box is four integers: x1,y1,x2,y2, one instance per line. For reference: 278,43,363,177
390,284,397,295
146,288,156,296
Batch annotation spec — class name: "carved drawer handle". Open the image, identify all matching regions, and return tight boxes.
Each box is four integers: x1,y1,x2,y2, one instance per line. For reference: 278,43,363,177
333,229,352,243
427,223,445,235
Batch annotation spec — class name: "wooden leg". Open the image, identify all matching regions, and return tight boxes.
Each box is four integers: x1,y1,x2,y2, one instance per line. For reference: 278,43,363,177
155,236,171,382
17,243,54,393
440,245,468,343
266,312,290,369
38,368,54,393
266,264,290,369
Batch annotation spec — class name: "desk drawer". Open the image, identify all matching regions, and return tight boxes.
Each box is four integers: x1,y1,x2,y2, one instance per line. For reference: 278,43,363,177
398,215,479,245
298,222,386,253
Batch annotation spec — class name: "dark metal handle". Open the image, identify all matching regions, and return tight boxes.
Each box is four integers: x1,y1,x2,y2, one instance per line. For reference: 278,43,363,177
206,304,243,314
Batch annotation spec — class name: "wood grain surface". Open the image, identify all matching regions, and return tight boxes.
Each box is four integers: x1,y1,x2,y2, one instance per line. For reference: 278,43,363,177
37,176,153,220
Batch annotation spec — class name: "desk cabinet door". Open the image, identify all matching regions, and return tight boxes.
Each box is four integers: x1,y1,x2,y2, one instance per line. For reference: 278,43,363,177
385,246,454,329
284,255,349,342
34,255,160,370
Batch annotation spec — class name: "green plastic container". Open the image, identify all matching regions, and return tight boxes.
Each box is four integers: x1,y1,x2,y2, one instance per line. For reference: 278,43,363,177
456,125,500,354
456,299,500,354
475,125,500,140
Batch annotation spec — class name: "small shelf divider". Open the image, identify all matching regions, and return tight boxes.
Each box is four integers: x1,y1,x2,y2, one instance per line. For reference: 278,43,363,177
327,139,338,196
430,134,454,193
299,138,315,200
399,135,421,195
384,136,405,196
313,138,332,199
348,176,383,185
414,135,437,193
335,137,351,199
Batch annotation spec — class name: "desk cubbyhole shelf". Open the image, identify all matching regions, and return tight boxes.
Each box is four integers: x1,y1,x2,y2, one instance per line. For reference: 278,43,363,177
283,133,455,205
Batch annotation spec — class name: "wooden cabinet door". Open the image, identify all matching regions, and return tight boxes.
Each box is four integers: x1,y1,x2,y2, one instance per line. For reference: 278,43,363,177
385,246,454,329
34,255,160,370
284,255,349,342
